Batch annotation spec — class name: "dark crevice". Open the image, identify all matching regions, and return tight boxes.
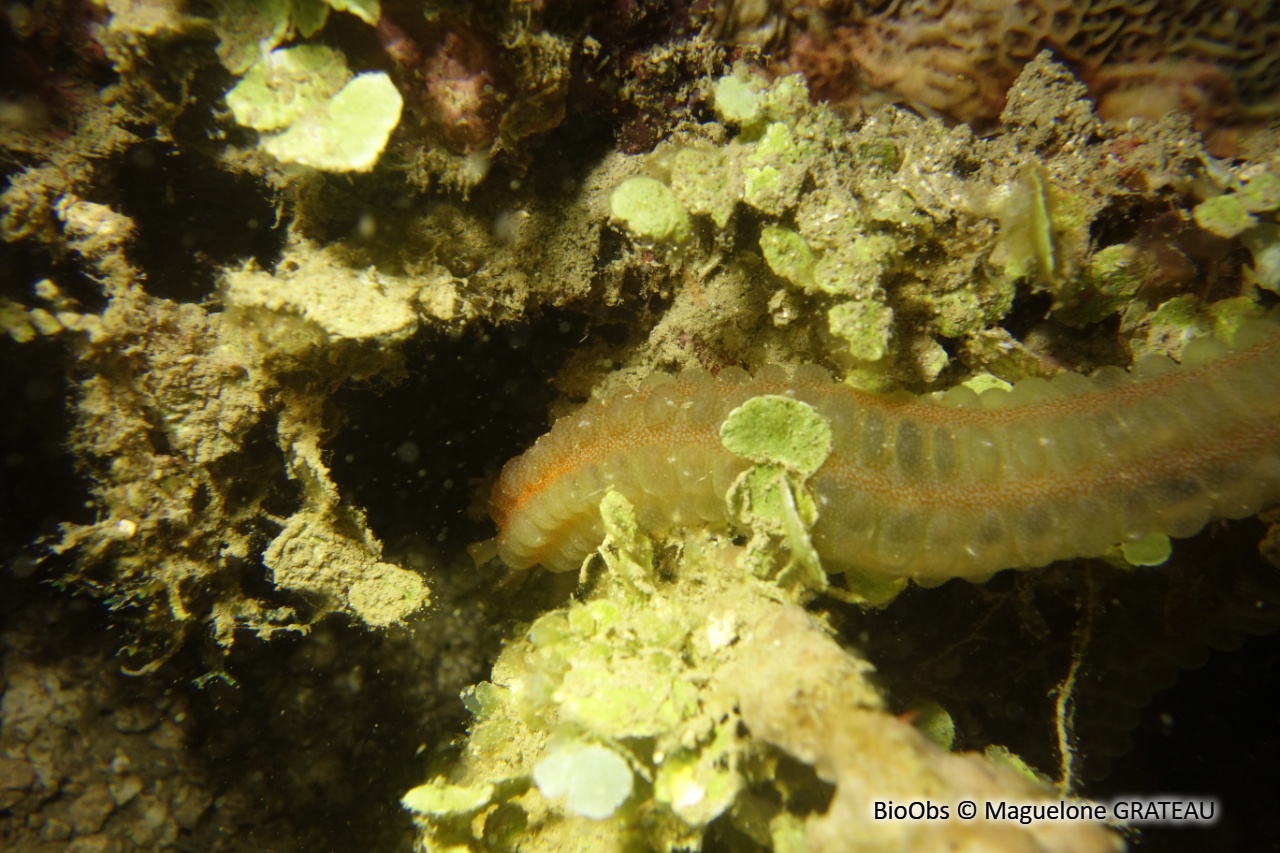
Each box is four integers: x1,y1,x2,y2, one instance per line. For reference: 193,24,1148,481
104,140,284,302
0,336,92,566
0,239,111,315
327,312,586,555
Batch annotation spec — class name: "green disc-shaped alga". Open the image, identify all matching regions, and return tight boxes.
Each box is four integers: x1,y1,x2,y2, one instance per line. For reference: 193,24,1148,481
828,299,894,361
533,741,634,820
260,72,404,173
225,44,351,132
712,72,767,129
610,177,693,245
720,395,832,476
1120,533,1172,567
1193,194,1257,239
759,226,816,290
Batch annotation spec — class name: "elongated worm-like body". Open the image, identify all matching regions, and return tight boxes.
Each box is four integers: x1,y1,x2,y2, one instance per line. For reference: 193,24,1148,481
491,321,1280,582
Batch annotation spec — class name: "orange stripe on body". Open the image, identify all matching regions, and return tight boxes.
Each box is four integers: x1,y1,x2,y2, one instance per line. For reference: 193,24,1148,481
491,325,1280,580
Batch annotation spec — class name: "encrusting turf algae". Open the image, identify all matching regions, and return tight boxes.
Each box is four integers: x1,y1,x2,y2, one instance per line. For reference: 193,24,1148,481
493,319,1280,583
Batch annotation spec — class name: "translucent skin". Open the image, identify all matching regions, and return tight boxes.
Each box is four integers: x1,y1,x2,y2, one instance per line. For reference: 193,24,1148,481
491,322,1280,582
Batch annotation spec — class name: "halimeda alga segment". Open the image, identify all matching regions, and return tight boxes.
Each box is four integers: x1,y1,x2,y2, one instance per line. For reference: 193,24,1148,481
225,45,403,173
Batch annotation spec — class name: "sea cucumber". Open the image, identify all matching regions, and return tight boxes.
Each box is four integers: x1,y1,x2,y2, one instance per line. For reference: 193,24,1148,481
491,320,1280,582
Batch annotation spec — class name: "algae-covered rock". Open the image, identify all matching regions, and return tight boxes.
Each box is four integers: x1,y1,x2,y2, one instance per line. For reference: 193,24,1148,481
828,299,894,361
669,147,741,229
404,553,1120,852
228,259,420,341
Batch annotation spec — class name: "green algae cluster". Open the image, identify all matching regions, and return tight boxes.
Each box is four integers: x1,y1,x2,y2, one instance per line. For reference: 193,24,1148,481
402,498,758,850
401,484,1107,851
720,395,832,592
225,45,403,173
214,0,382,76
210,0,405,172
607,70,904,370
1194,165,1280,294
